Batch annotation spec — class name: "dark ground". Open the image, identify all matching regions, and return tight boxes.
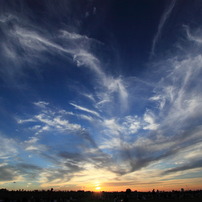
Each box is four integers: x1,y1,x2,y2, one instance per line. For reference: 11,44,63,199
0,189,202,202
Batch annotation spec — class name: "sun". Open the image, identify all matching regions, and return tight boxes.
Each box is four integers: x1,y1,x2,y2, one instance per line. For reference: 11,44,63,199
95,186,101,191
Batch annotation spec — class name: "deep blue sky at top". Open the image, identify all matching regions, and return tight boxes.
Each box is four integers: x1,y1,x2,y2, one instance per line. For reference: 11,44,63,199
0,0,180,105
2,0,173,74
0,0,160,114
0,0,200,138
0,0,197,137
0,0,195,77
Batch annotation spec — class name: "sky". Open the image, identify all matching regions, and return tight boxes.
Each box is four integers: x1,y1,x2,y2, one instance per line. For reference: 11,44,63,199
0,0,202,192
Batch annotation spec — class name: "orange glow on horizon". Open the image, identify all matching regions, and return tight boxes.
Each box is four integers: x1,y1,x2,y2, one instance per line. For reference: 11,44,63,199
95,186,101,191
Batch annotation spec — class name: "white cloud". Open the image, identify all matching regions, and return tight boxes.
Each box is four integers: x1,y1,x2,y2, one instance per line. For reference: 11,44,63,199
62,30,130,112
54,116,81,131
151,0,176,56
24,136,47,152
103,118,121,135
60,30,89,40
143,111,159,130
1,12,130,115
73,50,104,77
149,95,166,110
25,145,42,151
35,114,53,126
106,77,128,110
77,114,94,122
17,118,36,124
70,103,101,118
33,113,81,134
81,93,96,102
58,110,75,116
0,14,16,23
157,55,202,127
2,43,17,61
0,135,18,159
185,25,202,44
32,125,41,130
24,137,39,144
122,116,141,134
14,26,75,55
96,99,110,107
18,103,82,136
33,101,49,108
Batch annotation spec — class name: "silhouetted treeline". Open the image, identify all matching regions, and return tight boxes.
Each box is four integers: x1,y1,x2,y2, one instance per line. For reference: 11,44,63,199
0,188,202,201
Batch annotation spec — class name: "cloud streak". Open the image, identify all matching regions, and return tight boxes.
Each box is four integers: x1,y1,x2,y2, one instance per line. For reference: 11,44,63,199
163,159,202,175
0,134,18,159
70,103,101,118
151,0,176,57
0,10,129,113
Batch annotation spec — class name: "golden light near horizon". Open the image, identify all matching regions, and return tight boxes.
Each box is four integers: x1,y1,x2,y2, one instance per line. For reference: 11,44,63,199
95,186,101,191
93,181,102,191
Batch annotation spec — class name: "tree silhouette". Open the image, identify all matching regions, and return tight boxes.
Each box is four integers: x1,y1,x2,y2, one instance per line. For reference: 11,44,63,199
126,188,131,194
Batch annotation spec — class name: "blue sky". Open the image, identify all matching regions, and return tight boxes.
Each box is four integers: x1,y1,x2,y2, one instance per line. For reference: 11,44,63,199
0,0,202,191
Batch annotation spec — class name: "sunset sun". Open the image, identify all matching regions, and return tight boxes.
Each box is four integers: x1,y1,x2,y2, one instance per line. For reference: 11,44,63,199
95,187,101,191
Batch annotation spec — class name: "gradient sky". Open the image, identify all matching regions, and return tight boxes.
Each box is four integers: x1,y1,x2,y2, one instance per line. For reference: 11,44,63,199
0,0,202,192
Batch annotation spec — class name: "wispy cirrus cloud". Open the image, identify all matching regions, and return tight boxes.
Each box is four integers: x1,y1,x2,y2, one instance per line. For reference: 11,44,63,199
0,164,20,182
6,23,202,185
0,11,129,113
163,159,202,175
33,101,49,108
24,136,47,152
151,0,176,57
18,102,82,135
97,24,202,175
1,0,202,190
70,103,101,118
77,114,94,122
184,24,202,48
0,134,18,159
